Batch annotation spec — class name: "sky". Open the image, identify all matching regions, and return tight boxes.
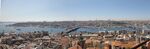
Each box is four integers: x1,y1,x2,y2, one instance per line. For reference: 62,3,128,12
0,0,150,22
0,0,1,8
0,0,2,16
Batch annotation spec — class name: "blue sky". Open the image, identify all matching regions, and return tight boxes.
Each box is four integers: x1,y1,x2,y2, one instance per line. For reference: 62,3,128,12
0,0,1,8
0,0,150,22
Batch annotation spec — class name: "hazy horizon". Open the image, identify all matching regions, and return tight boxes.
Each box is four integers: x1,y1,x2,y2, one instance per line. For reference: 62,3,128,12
0,0,150,22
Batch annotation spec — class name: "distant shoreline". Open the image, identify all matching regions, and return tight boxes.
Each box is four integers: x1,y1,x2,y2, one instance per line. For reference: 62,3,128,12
1,19,150,23
6,20,150,28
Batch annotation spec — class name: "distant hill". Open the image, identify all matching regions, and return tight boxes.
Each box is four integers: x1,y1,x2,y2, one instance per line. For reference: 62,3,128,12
7,20,150,28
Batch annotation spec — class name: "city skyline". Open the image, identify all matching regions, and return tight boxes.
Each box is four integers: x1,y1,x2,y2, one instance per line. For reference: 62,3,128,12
0,0,150,22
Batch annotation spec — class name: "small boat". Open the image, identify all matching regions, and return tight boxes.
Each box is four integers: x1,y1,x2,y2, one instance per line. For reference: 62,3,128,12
16,29,21,31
